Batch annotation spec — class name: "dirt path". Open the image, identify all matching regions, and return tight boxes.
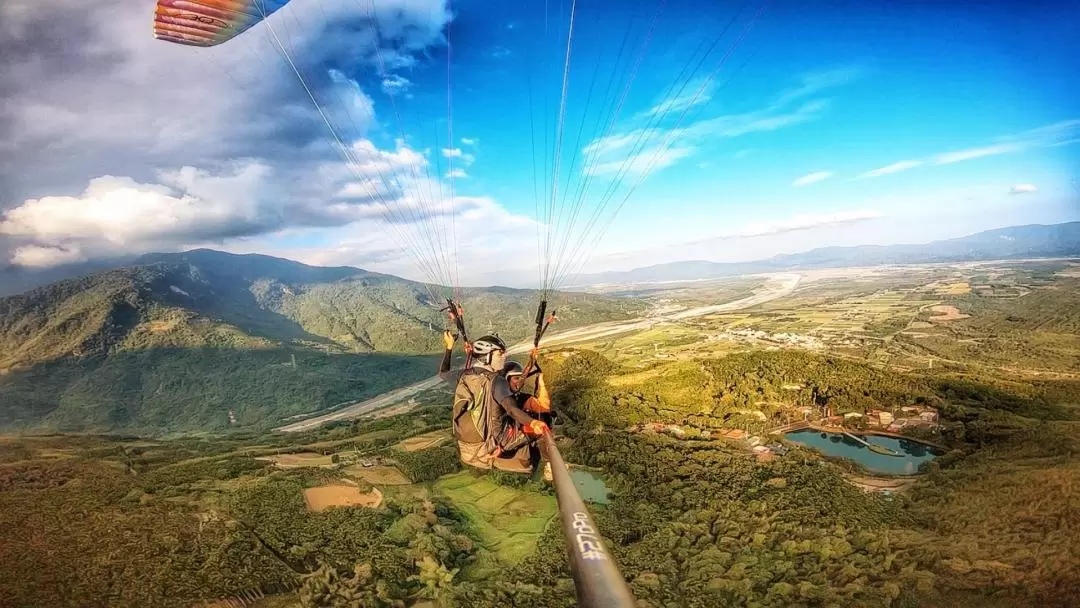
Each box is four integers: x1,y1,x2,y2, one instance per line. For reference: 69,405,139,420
276,274,801,433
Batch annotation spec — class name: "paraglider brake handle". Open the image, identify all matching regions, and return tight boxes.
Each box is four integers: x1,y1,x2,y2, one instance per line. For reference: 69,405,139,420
441,298,469,344
533,300,556,348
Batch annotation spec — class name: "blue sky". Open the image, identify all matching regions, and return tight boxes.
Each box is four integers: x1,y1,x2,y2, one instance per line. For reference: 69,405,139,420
0,0,1076,287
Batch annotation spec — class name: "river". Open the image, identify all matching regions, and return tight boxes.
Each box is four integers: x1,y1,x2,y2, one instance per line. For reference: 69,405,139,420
784,430,942,476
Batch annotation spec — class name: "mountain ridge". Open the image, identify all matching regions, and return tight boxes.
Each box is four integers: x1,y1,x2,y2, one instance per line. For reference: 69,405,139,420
0,249,643,433
571,221,1080,285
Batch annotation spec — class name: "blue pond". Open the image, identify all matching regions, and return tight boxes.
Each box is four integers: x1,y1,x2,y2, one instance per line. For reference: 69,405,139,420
784,430,942,476
569,469,611,504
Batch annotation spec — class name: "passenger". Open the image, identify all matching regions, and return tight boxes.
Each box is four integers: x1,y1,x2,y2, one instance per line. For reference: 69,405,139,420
503,356,555,481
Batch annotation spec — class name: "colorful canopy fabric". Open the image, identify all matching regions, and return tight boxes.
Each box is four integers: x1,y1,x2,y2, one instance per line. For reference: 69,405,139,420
154,0,291,47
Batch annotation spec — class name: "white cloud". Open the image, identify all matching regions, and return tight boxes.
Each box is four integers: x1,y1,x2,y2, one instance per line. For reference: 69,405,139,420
10,245,87,267
582,129,673,158
1009,184,1037,195
0,0,451,203
935,143,1023,165
579,68,859,180
997,119,1080,146
327,70,376,131
0,167,272,267
441,147,475,165
691,100,831,140
857,160,922,179
724,209,883,238
772,66,865,107
446,168,468,179
380,74,412,95
641,78,713,117
584,207,887,273
853,118,1079,178
791,171,834,187
928,119,1079,167
585,146,696,177
461,137,477,146
348,140,427,177
0,130,482,272
234,195,540,286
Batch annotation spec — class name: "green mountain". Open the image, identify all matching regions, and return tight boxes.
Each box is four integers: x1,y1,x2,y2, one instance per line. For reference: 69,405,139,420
0,249,643,433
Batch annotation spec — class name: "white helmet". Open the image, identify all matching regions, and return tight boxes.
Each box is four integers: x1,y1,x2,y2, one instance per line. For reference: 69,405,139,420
472,334,507,355
471,334,507,367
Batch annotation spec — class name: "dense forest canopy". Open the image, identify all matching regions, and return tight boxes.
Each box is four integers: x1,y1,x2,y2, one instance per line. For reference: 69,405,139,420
2,341,1077,607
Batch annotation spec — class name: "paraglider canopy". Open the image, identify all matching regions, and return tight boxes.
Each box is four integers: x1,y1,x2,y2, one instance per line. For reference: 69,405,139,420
153,0,291,47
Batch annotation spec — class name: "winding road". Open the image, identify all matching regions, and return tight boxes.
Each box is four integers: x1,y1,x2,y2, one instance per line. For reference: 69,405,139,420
276,273,801,433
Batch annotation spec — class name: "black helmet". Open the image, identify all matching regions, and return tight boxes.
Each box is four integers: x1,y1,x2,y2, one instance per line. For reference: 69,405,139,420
472,334,507,356
502,360,524,379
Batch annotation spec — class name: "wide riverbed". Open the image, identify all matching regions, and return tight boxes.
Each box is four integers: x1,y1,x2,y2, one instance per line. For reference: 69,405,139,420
784,430,942,475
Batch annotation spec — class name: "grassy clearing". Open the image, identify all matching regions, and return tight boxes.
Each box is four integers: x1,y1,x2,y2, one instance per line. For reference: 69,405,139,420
434,471,556,566
395,429,451,452
928,305,970,322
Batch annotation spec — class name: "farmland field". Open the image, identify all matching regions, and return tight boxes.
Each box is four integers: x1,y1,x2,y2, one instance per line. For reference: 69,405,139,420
433,470,556,566
303,484,383,511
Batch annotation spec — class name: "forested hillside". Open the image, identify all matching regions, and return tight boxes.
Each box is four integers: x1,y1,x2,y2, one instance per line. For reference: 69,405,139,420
2,347,1077,607
0,249,644,433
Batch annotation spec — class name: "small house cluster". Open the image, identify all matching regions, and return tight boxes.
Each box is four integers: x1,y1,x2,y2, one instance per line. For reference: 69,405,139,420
838,405,939,431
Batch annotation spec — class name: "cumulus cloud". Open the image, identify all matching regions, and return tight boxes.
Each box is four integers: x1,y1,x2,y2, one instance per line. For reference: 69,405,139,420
0,0,452,203
461,137,477,146
0,154,537,286
0,168,275,266
1009,184,1037,195
441,147,475,165
791,171,834,187
10,245,88,268
857,160,921,179
446,168,468,179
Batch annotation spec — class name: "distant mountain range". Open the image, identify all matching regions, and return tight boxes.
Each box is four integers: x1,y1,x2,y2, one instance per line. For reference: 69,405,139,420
0,249,641,433
571,222,1080,285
